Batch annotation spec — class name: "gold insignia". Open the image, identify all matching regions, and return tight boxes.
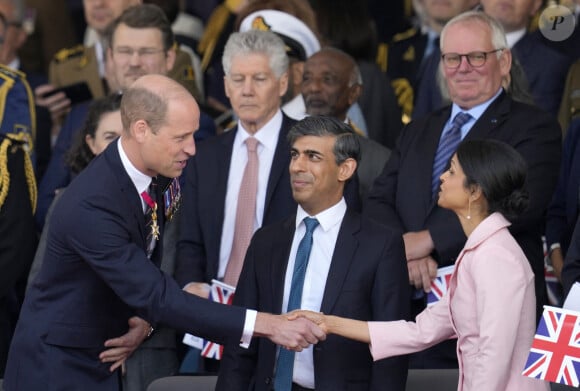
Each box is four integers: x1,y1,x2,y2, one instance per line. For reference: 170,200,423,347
392,78,414,123
54,45,85,63
183,65,195,80
392,27,417,43
251,16,271,31
403,46,415,62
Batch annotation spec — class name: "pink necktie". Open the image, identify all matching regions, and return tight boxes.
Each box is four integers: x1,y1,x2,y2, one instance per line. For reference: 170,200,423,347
223,137,259,286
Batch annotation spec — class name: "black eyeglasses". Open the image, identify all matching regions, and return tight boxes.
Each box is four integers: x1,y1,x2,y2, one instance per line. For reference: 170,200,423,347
441,49,504,69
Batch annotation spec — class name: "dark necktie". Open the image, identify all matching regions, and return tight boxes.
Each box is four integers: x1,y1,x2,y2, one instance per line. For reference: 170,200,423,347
141,179,158,259
431,112,472,198
274,217,320,391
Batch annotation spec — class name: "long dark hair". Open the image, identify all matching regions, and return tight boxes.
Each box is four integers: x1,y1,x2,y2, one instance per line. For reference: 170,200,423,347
456,139,529,220
65,94,122,175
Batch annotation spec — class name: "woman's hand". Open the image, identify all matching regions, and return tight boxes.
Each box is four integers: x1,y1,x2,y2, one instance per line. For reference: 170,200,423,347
286,310,329,334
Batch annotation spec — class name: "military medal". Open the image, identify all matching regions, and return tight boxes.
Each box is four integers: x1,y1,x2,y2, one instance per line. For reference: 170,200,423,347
164,177,181,221
141,190,159,241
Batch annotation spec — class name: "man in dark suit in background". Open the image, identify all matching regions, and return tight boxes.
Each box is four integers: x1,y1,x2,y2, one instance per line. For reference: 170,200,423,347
175,29,297,296
366,11,561,368
217,116,409,391
4,74,325,391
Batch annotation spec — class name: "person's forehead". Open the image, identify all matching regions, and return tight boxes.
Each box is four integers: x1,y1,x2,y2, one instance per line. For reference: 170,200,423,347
112,24,164,45
306,52,351,75
230,52,274,73
443,21,493,49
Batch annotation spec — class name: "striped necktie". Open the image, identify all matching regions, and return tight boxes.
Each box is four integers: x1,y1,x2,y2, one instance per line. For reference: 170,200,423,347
431,112,472,198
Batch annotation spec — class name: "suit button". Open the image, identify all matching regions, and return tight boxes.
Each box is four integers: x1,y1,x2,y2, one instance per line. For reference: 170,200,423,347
265,377,272,385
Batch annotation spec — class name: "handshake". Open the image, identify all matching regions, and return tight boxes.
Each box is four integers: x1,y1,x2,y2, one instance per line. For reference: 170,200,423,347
256,310,332,352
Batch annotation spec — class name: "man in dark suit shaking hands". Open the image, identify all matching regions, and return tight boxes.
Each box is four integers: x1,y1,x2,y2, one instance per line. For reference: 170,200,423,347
4,74,325,391
217,116,410,391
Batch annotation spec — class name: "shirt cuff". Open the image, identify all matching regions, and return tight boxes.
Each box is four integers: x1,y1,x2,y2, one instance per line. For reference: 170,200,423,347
240,309,257,348
549,243,561,253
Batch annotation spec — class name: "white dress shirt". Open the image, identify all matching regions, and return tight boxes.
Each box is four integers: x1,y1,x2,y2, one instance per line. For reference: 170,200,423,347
281,199,347,389
218,110,282,279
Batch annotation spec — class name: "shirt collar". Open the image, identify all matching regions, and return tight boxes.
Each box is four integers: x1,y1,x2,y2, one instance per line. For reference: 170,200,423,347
117,138,153,196
295,198,347,233
505,28,526,49
450,87,503,121
235,109,283,151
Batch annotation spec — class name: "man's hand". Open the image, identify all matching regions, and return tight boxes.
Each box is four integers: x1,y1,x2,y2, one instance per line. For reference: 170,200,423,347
183,282,210,298
100,316,150,372
286,310,328,333
408,256,438,292
254,312,326,351
35,84,71,123
403,230,435,261
550,247,564,282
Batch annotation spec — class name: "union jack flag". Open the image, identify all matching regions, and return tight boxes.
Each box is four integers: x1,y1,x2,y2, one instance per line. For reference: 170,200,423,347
200,280,236,360
427,265,454,306
522,306,580,386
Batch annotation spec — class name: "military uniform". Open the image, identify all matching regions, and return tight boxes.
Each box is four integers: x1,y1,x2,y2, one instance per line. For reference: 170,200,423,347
49,44,106,100
559,60,580,136
0,64,38,376
385,27,429,124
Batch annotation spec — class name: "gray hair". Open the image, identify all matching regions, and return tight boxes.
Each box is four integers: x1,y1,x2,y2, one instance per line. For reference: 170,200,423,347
222,30,289,78
287,116,360,164
441,11,507,56
349,63,363,87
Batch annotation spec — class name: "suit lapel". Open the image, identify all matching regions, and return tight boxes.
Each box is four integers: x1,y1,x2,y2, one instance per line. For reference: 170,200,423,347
103,142,147,244
271,217,296,312
463,91,510,140
419,108,451,213
264,114,293,211
320,210,360,314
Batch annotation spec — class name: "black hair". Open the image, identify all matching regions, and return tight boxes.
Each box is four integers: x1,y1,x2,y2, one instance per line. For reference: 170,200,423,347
456,139,529,220
287,115,360,164
65,94,122,175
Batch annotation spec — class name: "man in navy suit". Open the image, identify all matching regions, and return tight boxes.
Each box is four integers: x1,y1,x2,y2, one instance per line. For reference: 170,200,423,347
175,30,359,296
217,116,409,391
367,11,561,368
4,74,325,391
35,4,215,231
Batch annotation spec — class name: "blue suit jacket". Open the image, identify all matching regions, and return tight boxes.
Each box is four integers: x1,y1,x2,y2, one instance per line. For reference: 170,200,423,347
217,209,410,391
5,141,246,391
367,91,561,317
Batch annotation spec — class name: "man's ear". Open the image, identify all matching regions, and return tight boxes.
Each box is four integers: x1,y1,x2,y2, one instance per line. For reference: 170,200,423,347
165,46,177,73
348,84,362,106
338,158,357,182
132,119,149,142
278,71,289,98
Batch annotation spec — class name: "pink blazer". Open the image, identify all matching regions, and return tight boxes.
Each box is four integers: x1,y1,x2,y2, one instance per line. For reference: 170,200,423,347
368,213,549,391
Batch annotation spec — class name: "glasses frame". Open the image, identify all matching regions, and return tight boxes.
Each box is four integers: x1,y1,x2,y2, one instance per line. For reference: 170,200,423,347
441,49,504,69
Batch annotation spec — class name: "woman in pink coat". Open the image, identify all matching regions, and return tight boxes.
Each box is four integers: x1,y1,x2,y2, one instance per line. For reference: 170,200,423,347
293,140,549,391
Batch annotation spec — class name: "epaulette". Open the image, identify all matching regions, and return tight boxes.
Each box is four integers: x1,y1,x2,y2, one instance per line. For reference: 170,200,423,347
392,27,418,43
0,64,25,80
53,44,86,63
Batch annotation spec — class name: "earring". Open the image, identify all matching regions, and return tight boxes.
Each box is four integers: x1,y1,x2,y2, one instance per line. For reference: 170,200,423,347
466,199,471,220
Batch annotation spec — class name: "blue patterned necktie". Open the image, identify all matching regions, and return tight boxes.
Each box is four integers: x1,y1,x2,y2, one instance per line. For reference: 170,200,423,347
274,217,320,391
431,112,472,198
